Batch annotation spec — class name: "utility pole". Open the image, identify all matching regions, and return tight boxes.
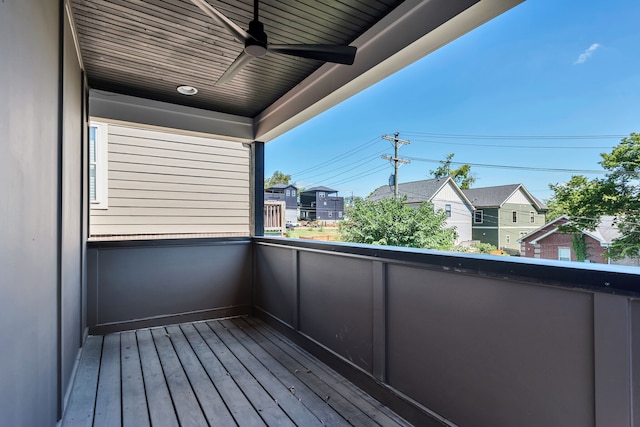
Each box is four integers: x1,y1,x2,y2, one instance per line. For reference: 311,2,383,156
382,132,410,198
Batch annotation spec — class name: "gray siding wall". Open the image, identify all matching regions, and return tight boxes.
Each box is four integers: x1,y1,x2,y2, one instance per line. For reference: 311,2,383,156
254,239,639,427
90,124,250,237
61,10,85,414
1,1,84,425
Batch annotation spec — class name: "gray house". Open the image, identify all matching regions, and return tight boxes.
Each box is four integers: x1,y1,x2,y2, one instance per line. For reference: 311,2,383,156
369,177,475,244
5,2,639,427
300,186,344,222
265,184,299,223
463,184,547,254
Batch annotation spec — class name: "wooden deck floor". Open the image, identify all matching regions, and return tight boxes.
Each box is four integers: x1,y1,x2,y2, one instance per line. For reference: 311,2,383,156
62,317,411,427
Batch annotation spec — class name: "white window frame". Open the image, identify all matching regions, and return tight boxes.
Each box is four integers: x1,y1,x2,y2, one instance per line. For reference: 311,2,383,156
558,247,571,261
530,211,535,223
89,121,108,209
474,210,483,223
445,204,451,218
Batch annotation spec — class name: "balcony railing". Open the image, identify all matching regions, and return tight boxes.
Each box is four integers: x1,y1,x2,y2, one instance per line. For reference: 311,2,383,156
85,236,640,426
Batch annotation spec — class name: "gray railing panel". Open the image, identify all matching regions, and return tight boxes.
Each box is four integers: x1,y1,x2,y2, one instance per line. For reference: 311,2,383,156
254,238,639,427
386,264,594,427
255,244,297,327
298,251,374,373
87,239,252,332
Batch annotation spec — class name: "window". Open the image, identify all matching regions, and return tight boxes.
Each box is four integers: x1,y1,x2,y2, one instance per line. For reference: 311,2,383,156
474,210,483,223
319,192,326,198
512,211,517,222
285,190,291,197
530,211,535,223
445,204,451,218
89,122,108,209
558,247,571,261
338,211,343,218
328,212,333,218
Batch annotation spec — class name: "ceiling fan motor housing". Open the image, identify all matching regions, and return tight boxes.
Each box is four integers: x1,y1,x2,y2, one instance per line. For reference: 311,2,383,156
245,20,268,57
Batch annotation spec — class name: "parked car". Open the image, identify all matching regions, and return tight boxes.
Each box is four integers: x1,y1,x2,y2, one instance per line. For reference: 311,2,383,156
286,221,300,229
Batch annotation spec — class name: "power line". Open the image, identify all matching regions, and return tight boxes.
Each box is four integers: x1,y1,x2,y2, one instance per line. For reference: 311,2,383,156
400,131,626,140
296,149,387,182
291,136,379,177
406,156,606,174
407,138,614,149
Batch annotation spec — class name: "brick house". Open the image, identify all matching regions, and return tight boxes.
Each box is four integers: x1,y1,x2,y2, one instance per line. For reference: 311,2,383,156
519,215,638,265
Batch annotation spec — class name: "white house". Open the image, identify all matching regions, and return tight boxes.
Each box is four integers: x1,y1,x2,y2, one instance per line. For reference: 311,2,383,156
368,177,475,244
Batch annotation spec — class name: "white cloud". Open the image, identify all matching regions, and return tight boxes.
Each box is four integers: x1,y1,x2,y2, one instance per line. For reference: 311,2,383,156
574,43,600,64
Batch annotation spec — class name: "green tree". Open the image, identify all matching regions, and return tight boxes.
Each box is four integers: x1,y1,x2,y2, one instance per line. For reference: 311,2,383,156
341,196,457,250
265,170,292,188
430,153,476,189
548,133,640,260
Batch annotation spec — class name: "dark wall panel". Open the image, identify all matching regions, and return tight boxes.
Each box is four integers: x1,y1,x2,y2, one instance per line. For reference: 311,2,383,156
87,241,252,330
60,10,84,407
298,252,373,373
0,0,61,425
255,245,296,326
386,264,594,427
633,300,640,427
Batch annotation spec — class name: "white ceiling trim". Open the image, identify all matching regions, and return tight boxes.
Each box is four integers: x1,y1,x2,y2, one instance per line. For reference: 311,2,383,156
89,90,254,142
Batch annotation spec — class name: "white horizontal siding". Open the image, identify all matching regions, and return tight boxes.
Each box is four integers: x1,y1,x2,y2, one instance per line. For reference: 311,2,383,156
505,189,529,205
431,181,473,244
90,123,250,238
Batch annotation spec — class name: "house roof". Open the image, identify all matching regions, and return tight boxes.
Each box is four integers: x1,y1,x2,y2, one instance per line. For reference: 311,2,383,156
518,215,621,245
302,186,337,194
368,177,474,207
71,0,524,142
266,183,297,190
462,184,547,211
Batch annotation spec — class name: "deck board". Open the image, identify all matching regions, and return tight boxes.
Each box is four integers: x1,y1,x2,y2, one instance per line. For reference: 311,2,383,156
120,331,150,427
93,334,122,427
62,317,411,427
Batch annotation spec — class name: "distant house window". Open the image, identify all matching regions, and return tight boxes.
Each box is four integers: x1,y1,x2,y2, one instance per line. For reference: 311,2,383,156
89,122,108,209
338,211,343,218
445,204,451,218
474,210,483,223
286,190,291,197
512,211,517,222
558,247,571,261
319,192,326,198
530,211,535,223
328,212,333,218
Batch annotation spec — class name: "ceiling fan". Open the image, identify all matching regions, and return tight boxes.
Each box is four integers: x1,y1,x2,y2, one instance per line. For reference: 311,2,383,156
190,0,358,85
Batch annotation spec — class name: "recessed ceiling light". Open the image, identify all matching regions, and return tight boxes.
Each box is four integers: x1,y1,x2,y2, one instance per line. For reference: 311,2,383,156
177,85,198,95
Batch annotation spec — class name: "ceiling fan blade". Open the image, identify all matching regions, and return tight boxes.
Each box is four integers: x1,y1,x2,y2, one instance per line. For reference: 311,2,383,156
267,44,357,65
190,0,252,43
215,50,254,85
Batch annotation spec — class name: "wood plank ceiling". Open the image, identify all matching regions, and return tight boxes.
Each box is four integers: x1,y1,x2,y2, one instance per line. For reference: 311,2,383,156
70,0,404,118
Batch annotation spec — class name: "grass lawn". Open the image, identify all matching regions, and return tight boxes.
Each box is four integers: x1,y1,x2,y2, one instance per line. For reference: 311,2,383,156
287,226,342,240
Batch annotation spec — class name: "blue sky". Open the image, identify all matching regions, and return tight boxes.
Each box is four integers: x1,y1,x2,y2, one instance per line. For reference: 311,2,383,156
265,0,640,201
